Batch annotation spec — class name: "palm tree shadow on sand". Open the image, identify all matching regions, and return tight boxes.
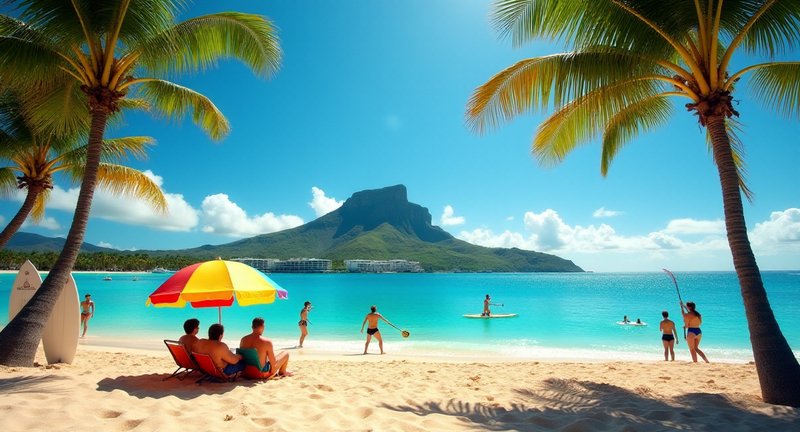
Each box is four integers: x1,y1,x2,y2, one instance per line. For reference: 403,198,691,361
381,378,799,431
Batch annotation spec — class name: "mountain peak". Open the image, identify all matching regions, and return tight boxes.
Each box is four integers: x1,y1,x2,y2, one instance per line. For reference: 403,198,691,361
333,184,451,242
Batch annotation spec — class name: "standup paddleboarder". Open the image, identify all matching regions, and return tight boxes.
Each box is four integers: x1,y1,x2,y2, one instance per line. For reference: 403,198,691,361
482,294,503,317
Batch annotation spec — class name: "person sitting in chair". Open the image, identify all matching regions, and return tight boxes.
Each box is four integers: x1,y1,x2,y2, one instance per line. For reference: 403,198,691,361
178,318,200,354
240,317,292,377
193,323,245,375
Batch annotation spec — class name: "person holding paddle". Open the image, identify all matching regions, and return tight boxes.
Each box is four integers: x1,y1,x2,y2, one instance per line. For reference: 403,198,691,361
361,305,400,354
482,294,503,317
681,301,709,363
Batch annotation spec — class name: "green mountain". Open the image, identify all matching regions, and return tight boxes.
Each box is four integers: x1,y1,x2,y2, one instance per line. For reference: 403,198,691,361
170,185,583,272
5,232,114,253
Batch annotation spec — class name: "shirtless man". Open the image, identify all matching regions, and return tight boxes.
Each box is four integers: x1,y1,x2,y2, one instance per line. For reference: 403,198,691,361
80,294,95,338
482,294,501,317
178,318,200,354
360,305,396,354
298,301,312,348
659,311,679,361
193,324,245,375
240,317,291,377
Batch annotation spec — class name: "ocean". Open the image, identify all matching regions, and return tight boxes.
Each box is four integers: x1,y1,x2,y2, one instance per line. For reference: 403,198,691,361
2,271,799,362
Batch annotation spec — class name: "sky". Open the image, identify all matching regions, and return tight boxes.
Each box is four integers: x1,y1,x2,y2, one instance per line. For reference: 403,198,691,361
1,0,798,272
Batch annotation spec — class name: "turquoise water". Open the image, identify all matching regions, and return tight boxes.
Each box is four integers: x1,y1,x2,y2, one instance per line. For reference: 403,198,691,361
2,271,799,362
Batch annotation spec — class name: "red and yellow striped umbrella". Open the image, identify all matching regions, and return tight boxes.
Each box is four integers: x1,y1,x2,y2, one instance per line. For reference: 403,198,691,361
147,260,287,321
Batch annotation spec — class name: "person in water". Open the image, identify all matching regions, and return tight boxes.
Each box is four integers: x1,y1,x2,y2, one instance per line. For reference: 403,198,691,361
482,294,502,316
241,317,291,377
298,301,312,348
681,301,709,363
636,318,642,324
360,305,396,354
80,294,95,338
622,315,630,324
178,318,200,354
659,311,679,361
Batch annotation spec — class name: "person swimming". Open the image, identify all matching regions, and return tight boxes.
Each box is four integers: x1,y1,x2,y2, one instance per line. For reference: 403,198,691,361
681,301,709,363
659,311,679,361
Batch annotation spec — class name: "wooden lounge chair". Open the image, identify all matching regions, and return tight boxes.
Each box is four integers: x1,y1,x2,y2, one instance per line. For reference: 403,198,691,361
192,352,239,384
237,348,276,380
163,339,197,380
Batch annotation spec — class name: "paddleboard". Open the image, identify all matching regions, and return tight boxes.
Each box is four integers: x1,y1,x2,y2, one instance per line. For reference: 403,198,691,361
463,313,518,319
616,321,647,326
8,260,43,321
42,273,81,364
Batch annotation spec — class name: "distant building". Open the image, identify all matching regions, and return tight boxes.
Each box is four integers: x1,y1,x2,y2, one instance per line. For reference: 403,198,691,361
345,259,423,273
232,257,331,273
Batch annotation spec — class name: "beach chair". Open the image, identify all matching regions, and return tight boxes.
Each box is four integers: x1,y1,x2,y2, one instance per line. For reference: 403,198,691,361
192,352,239,384
237,348,276,380
163,340,197,380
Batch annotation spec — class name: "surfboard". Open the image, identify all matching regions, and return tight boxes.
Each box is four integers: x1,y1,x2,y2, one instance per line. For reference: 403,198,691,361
463,313,519,319
42,273,81,364
8,260,43,321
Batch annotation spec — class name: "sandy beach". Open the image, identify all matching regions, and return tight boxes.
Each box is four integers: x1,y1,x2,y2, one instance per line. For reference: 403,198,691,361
1,344,798,431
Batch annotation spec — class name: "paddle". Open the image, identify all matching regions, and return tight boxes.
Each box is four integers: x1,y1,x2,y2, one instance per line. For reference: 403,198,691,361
385,322,410,338
663,268,686,339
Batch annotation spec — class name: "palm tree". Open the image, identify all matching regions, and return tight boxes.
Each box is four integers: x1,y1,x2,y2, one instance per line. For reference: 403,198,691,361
0,0,281,366
0,93,167,249
467,0,799,406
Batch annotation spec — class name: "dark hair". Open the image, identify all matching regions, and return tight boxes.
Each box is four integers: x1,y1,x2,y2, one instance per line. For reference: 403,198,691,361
485,294,490,299
304,301,311,307
208,323,224,341
662,310,669,318
183,318,200,334
85,294,91,298
252,317,265,328
370,305,377,313
686,302,701,318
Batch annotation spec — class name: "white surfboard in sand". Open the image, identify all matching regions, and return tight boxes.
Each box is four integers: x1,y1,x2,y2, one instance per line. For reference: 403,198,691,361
8,260,43,320
41,273,80,364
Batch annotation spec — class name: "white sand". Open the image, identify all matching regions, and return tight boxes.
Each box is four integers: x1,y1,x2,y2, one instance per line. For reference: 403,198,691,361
0,344,798,431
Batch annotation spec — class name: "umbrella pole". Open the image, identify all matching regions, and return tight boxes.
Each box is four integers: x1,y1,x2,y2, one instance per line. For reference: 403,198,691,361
218,306,222,324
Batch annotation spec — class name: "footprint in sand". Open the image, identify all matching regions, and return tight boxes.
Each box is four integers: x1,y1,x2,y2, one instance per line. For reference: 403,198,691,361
98,410,123,419
315,384,334,392
309,394,323,400
121,419,144,431
253,418,276,427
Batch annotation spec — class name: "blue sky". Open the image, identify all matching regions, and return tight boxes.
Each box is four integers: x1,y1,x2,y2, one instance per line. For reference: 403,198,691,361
2,0,798,271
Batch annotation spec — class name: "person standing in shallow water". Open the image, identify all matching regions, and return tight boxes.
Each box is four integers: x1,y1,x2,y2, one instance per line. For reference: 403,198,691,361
80,294,95,338
298,301,312,348
659,311,679,361
681,301,709,363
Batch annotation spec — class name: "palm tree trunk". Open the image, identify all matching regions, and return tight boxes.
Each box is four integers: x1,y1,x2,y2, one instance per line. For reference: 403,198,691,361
0,109,110,367
708,115,800,407
0,186,43,250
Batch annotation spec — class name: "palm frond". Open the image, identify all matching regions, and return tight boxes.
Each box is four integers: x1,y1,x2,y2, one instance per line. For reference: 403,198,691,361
601,94,675,175
136,12,281,79
59,136,155,168
732,0,800,58
94,163,167,213
19,78,89,137
0,35,65,87
134,79,229,140
466,50,664,134
747,62,800,118
30,187,49,222
0,166,19,196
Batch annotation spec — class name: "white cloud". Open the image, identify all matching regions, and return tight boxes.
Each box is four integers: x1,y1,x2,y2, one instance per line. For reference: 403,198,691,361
506,216,515,221
751,208,800,249
663,218,725,235
440,205,466,227
592,207,624,218
201,193,303,237
308,187,343,217
22,216,61,231
46,170,199,232
97,241,117,249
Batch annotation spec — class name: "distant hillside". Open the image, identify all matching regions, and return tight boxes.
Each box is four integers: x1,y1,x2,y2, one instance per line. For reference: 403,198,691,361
163,185,583,272
5,232,114,253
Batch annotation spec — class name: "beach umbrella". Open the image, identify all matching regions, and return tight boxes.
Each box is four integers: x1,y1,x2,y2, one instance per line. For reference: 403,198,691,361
146,259,288,323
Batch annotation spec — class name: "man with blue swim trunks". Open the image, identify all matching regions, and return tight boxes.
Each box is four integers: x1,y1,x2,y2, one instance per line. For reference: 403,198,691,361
194,323,246,375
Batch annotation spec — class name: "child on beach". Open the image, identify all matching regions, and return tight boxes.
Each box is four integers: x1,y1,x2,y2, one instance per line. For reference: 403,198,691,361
681,301,709,363
80,294,95,338
361,305,396,354
298,301,312,348
659,311,679,361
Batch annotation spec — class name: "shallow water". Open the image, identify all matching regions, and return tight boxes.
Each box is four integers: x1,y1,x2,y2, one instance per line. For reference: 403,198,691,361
2,271,798,362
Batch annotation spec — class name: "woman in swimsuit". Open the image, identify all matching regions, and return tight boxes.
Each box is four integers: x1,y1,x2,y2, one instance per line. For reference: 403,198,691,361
659,311,679,361
360,305,394,354
681,301,709,363
298,301,312,348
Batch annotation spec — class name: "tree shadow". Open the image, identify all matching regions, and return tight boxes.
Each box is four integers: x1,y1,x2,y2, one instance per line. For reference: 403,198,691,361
96,372,264,400
0,375,71,395
381,378,800,431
